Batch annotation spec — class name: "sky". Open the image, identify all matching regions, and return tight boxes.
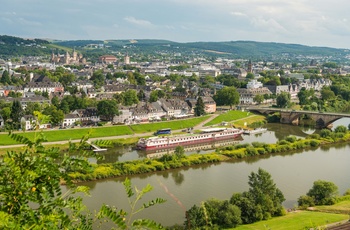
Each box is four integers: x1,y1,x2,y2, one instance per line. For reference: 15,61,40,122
1,0,350,49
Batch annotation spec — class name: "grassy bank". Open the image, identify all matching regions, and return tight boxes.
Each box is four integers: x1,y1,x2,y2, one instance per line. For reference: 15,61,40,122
233,211,348,230
204,110,253,126
0,116,210,146
0,112,256,146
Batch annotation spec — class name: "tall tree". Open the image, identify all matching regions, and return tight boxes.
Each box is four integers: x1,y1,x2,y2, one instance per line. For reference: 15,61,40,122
10,100,23,130
306,180,338,205
194,96,205,116
137,89,146,101
214,86,240,109
90,70,105,88
276,92,291,108
149,90,159,103
247,168,285,219
253,94,264,105
0,70,11,85
122,89,139,106
97,100,119,121
42,105,64,126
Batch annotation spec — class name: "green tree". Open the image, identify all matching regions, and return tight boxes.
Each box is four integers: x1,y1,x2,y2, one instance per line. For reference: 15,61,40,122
127,72,136,85
204,199,242,228
184,204,207,229
42,105,64,126
122,89,139,106
321,88,336,101
253,94,264,104
306,180,338,205
246,168,285,220
137,89,146,101
24,102,41,115
0,106,11,122
174,146,185,159
10,100,24,130
276,92,291,108
51,96,60,108
214,86,240,109
149,90,159,103
134,72,146,85
297,88,314,105
194,96,205,116
90,70,105,88
246,72,255,79
97,100,119,121
0,70,11,85
230,193,263,224
334,125,347,133
58,73,76,88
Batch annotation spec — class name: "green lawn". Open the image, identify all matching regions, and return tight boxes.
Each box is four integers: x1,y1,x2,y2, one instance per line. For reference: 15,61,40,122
130,116,209,133
204,110,264,127
314,198,350,214
0,116,209,146
232,211,348,230
0,126,133,145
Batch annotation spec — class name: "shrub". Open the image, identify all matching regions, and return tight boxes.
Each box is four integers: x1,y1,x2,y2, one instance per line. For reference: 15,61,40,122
245,147,258,156
278,140,289,145
256,148,266,155
234,143,250,150
297,195,315,209
309,140,320,147
285,136,297,143
251,142,265,148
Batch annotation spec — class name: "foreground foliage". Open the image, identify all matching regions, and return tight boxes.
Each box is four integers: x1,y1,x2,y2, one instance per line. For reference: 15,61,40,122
0,131,165,229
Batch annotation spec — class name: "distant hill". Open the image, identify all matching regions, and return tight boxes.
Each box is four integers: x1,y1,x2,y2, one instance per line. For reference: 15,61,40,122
182,40,346,58
0,35,67,59
1,35,349,62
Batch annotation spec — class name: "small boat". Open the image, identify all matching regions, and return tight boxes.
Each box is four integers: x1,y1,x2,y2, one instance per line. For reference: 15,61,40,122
243,127,267,135
137,128,244,150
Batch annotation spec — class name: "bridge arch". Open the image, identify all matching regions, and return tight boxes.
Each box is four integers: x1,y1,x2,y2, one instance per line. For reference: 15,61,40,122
246,107,350,129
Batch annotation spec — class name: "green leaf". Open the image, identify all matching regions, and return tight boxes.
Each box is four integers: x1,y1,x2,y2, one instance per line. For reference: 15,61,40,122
142,198,167,209
98,205,126,229
123,178,134,198
132,219,164,229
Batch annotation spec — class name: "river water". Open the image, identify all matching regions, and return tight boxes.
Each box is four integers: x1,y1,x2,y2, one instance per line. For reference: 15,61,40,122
77,118,350,227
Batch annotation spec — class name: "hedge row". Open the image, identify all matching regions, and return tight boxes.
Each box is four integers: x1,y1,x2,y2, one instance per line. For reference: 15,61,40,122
69,153,222,182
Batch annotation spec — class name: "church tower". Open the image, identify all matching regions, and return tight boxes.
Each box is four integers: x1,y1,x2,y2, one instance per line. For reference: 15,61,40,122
124,53,130,65
73,47,77,61
247,59,252,73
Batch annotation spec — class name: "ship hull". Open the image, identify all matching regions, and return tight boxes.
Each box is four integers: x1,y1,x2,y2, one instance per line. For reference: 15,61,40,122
137,128,244,150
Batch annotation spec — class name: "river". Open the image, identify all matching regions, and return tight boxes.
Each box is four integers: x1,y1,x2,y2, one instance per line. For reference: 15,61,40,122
76,118,350,227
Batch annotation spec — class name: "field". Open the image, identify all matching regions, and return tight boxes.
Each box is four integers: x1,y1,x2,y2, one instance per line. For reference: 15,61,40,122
0,116,209,146
233,211,348,230
204,110,251,126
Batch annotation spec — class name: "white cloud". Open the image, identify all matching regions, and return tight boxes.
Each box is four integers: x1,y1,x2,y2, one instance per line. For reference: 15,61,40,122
230,12,247,17
18,18,42,26
124,16,155,28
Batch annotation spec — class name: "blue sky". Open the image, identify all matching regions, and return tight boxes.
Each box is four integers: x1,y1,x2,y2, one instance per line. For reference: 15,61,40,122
2,0,350,49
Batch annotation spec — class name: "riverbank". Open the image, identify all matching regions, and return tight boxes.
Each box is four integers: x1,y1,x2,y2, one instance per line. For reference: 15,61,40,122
68,129,350,183
0,110,261,154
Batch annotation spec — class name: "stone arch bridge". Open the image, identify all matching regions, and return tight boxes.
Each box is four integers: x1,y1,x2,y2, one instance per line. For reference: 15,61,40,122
247,107,350,129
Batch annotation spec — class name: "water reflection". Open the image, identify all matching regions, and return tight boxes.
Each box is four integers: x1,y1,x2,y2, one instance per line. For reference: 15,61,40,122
87,123,321,164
